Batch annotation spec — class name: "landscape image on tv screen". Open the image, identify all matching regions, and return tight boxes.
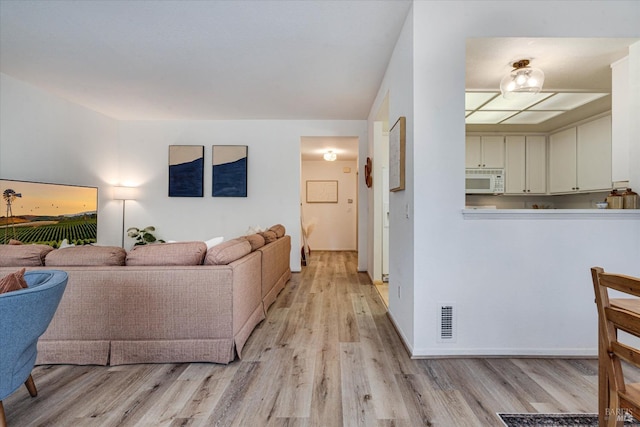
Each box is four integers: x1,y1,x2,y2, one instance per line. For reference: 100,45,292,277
1,179,98,247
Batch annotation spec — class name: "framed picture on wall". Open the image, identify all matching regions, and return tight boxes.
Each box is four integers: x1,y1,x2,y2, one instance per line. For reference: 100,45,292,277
168,145,204,197
389,116,406,192
0,179,98,246
306,180,338,203
212,145,248,197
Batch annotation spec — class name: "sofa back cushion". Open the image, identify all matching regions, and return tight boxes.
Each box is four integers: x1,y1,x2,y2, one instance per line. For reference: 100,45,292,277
244,233,265,251
269,224,286,238
259,230,277,244
46,246,127,266
204,238,251,265
0,244,54,266
126,242,207,266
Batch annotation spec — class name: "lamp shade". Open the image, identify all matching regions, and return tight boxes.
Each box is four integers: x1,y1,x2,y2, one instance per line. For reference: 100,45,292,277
113,186,137,200
500,59,544,99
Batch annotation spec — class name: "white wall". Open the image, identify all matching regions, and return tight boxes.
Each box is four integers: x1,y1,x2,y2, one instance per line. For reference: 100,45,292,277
0,74,122,245
367,6,415,345
404,1,640,356
301,160,357,251
117,120,367,272
0,74,369,272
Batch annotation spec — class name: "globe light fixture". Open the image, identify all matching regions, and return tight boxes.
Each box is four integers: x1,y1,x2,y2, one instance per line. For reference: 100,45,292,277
323,150,337,161
500,59,545,99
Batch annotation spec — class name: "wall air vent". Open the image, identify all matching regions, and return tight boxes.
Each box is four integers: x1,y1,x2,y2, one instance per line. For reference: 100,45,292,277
437,303,457,343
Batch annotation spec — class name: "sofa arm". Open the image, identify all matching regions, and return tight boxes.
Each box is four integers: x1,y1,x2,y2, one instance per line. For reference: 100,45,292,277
230,251,264,357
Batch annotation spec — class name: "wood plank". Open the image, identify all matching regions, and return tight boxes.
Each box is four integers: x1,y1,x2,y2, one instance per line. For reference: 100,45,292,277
176,363,239,421
352,292,410,421
512,358,597,412
339,343,377,426
203,361,260,426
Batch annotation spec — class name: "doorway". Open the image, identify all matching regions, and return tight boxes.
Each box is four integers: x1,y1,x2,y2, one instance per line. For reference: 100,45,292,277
300,137,359,263
372,93,390,306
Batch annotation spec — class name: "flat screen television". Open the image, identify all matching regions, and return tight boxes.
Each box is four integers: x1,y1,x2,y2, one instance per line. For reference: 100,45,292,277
1,179,98,247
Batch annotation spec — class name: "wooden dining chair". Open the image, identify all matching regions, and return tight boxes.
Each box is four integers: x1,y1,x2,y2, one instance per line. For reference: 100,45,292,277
591,267,640,427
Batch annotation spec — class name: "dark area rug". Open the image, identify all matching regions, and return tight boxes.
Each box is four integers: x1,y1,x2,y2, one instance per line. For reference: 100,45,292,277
498,412,640,426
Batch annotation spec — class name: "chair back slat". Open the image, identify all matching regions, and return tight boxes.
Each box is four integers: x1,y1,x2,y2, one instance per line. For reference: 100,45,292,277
611,341,640,368
592,266,640,426
605,307,640,340
599,272,640,298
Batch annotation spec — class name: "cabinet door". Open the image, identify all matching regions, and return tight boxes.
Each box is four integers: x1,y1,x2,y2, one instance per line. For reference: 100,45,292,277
549,127,577,193
611,59,629,182
465,136,482,168
505,136,526,194
481,136,505,168
526,136,547,194
577,115,612,192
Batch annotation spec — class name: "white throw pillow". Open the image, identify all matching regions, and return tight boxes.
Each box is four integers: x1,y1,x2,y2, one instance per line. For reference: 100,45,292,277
246,225,265,235
204,236,224,249
59,239,75,248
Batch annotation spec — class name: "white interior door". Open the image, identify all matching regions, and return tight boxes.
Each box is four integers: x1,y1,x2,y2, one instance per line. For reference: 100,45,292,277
382,166,389,281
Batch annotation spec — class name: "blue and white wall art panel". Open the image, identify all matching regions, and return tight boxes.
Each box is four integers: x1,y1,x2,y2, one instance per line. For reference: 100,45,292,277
212,145,248,197
168,145,204,197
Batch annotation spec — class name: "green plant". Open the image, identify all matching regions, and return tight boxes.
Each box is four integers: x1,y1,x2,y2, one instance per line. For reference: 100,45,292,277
126,226,165,246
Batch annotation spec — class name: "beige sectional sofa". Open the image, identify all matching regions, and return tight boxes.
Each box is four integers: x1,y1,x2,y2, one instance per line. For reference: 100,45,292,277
0,229,291,366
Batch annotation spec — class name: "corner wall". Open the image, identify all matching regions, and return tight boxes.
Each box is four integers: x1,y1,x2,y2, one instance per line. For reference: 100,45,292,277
0,73,122,245
409,1,640,356
368,6,415,349
0,74,369,272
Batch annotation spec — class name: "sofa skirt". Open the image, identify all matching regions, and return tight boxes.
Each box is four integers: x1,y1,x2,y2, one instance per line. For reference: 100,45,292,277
37,340,110,366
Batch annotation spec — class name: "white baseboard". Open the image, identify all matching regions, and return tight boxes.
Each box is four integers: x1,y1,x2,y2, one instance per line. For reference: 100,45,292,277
409,347,598,358
387,310,414,356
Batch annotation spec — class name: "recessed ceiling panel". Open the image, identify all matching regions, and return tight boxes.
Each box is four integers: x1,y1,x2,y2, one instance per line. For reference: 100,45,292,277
465,111,517,124
501,111,565,124
465,92,498,110
528,92,608,111
481,92,555,111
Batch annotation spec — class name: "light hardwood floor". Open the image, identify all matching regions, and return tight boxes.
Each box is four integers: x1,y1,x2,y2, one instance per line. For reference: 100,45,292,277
4,251,614,426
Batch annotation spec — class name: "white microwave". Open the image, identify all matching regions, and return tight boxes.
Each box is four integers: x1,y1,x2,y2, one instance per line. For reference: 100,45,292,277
465,169,505,194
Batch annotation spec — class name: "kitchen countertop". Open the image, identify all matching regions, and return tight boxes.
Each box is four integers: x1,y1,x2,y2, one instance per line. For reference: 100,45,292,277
462,208,640,219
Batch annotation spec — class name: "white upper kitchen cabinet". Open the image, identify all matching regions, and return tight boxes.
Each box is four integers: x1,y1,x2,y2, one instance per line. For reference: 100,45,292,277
465,136,504,169
577,115,612,191
611,56,630,183
549,115,612,194
549,127,578,193
505,136,546,194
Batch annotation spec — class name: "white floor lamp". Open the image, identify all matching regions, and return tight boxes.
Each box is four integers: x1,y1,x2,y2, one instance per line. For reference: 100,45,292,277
113,186,136,248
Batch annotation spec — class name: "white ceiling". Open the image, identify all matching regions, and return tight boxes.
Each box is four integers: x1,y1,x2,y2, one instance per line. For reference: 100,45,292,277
300,136,359,161
466,38,639,130
0,0,412,121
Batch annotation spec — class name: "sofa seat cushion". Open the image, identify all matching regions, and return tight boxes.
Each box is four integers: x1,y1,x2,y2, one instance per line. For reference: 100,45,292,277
0,244,54,266
204,238,252,265
46,246,127,266
126,242,207,266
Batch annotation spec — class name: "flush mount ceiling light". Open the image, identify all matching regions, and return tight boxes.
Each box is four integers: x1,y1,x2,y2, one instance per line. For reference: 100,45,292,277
500,59,545,99
323,150,337,161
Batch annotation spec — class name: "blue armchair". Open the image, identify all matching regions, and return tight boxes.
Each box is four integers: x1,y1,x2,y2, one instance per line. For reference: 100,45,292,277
0,270,68,427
